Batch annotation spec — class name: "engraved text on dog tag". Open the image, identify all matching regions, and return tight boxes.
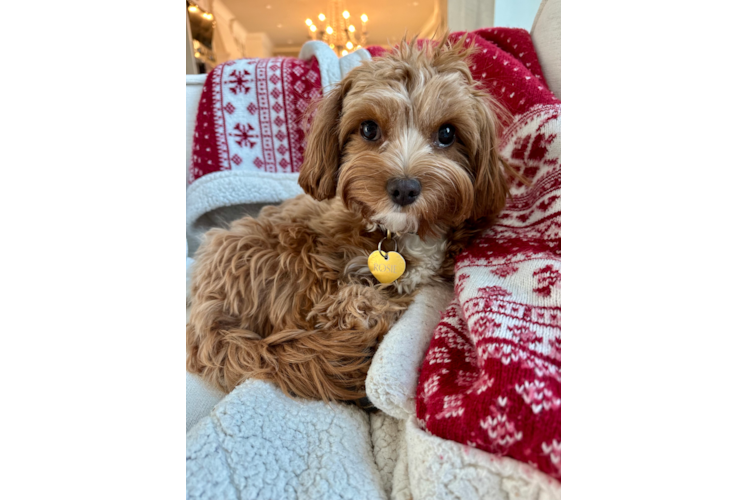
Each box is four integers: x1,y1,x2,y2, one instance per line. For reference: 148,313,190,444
368,250,406,284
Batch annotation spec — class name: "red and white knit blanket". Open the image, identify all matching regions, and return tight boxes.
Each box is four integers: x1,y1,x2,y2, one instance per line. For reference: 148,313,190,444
189,57,321,182
188,27,561,482
416,104,561,480
412,29,561,482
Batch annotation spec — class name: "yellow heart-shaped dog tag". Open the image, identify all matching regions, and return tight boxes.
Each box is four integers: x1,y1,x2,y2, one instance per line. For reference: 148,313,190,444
368,250,406,284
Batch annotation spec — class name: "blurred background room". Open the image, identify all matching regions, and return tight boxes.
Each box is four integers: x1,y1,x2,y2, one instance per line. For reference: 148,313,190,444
186,0,543,73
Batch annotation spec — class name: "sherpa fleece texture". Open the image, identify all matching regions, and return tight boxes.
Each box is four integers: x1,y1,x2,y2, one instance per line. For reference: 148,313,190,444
187,379,387,500
366,285,455,419
186,351,560,500
186,394,562,500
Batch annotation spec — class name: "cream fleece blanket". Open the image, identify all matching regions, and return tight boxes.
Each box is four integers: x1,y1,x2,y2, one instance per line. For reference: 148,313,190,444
186,285,560,499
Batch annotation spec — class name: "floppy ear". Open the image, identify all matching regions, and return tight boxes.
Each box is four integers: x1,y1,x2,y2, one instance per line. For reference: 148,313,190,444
470,94,510,220
298,84,345,200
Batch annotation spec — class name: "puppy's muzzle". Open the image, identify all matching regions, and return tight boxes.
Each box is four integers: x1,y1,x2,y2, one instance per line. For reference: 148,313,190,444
386,178,421,207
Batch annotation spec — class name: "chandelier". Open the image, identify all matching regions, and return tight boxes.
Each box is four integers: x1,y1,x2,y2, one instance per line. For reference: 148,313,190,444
305,0,368,57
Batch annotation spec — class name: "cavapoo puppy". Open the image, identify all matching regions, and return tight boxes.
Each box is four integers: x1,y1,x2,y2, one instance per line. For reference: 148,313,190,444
187,36,512,403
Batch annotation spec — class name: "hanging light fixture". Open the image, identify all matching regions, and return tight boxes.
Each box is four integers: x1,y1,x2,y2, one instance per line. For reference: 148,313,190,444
304,0,368,57
187,1,214,23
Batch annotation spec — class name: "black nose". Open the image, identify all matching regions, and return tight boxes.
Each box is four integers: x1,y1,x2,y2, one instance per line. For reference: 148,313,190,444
386,178,421,207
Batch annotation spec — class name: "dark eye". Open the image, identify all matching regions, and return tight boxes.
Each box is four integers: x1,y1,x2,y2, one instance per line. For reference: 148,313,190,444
437,124,456,147
360,120,381,141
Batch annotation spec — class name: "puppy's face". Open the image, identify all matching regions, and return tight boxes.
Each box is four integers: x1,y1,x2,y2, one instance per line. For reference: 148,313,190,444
299,39,510,237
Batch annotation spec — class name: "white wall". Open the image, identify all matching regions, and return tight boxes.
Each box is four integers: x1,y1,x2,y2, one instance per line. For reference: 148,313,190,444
493,0,543,30
245,33,273,59
208,0,273,62
448,0,495,32
426,0,543,35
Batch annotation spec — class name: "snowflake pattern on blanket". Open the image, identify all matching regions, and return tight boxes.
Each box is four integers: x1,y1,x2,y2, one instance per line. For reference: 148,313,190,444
414,29,561,482
189,57,322,184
